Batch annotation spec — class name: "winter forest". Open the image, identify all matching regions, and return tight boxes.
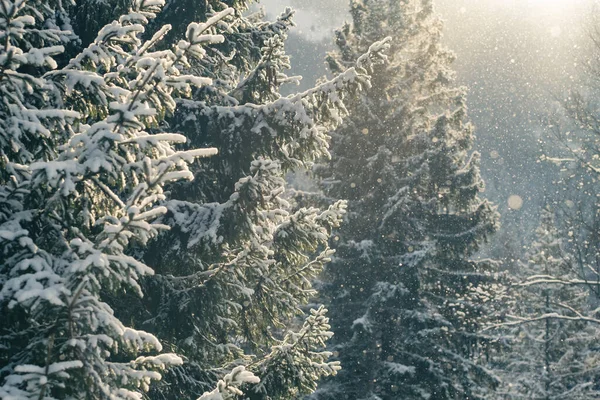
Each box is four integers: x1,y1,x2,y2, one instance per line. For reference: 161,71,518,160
3,0,600,399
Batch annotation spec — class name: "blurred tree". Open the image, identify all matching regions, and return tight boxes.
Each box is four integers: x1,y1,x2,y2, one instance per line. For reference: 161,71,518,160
309,1,500,399
543,12,600,301
492,208,600,399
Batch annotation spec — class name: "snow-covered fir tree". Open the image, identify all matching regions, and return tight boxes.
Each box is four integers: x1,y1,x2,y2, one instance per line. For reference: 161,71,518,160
545,85,600,303
310,1,500,399
0,0,244,398
19,1,390,399
69,0,274,58
492,207,600,399
139,11,389,400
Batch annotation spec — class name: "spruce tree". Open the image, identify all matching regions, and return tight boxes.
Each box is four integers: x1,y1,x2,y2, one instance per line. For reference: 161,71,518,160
44,1,392,399
135,12,390,400
492,208,600,399
0,0,237,398
310,1,500,399
0,0,393,398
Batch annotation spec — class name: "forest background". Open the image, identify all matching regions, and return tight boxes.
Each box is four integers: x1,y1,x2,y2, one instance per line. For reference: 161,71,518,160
260,0,594,264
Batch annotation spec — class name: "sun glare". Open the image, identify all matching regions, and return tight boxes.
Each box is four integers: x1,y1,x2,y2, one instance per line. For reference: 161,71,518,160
515,0,586,12
526,0,569,4
493,0,587,23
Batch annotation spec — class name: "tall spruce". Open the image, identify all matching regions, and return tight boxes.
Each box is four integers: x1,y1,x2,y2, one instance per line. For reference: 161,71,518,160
139,14,390,400
310,1,500,399
0,0,233,398
42,1,392,399
492,207,600,399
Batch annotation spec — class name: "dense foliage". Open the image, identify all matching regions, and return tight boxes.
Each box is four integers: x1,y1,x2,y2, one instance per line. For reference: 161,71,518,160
5,1,600,400
309,1,500,399
0,0,389,399
0,0,220,398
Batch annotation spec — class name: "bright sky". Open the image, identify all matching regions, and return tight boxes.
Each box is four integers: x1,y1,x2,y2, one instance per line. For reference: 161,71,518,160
442,0,591,25
508,0,588,10
257,0,595,42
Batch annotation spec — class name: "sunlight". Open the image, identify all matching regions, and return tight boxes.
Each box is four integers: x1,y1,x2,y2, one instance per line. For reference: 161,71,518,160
526,0,572,5
514,0,587,13
495,0,587,15
453,0,589,27
486,0,588,33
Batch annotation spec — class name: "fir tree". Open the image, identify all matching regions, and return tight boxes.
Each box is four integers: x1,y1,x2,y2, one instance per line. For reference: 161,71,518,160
132,9,390,400
0,1,259,398
492,208,600,400
0,0,392,398
310,1,500,399
47,1,392,399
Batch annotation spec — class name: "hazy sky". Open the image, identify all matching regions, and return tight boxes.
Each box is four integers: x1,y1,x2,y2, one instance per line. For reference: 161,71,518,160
257,0,597,241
